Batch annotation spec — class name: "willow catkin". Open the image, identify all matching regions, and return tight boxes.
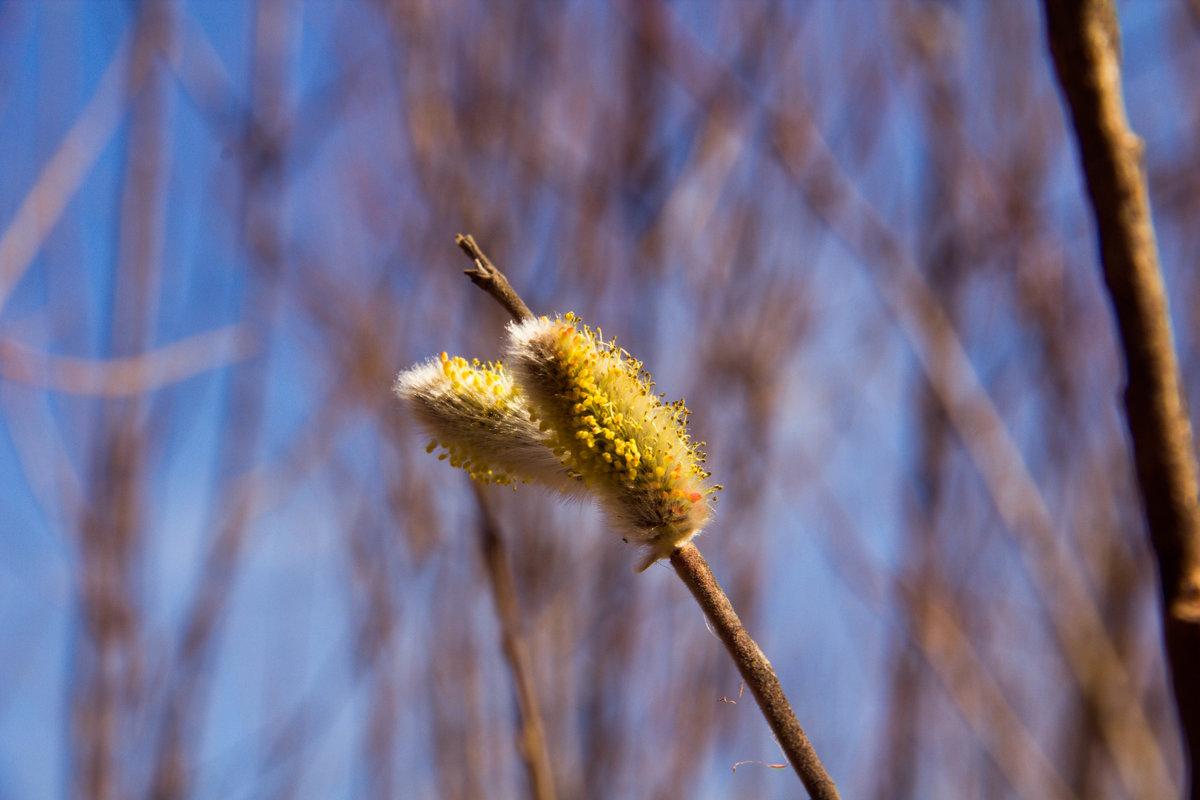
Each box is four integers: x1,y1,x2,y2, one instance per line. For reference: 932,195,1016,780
394,352,578,492
506,313,718,570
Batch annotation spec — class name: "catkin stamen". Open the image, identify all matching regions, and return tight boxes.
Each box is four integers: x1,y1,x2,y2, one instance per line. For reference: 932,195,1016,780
506,313,718,568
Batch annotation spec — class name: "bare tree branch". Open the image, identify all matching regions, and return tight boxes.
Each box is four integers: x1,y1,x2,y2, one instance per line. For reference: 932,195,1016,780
1044,1,1200,795
457,233,534,324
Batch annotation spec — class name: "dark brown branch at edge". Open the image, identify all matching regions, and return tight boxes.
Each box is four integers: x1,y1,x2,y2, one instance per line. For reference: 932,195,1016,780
455,234,840,799
1044,2,1200,796
671,542,841,800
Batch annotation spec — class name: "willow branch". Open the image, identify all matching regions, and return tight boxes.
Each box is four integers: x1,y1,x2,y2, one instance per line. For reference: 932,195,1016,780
1044,1,1200,794
455,235,840,798
457,233,534,323
670,542,840,799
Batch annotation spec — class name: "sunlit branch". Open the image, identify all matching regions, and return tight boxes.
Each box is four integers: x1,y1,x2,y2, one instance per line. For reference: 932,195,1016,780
1045,1,1200,795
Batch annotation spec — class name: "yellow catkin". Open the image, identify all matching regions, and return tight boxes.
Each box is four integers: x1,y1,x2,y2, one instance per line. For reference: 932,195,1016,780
394,353,577,492
507,313,718,569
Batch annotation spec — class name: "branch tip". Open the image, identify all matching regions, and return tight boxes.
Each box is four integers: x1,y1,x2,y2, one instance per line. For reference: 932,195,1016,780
453,233,534,323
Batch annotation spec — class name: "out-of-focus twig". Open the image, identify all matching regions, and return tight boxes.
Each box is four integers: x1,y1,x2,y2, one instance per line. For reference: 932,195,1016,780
0,325,257,397
794,444,1081,800
149,2,295,796
900,578,1080,800
472,485,557,800
71,5,175,798
0,29,141,317
1044,1,1200,794
454,235,840,799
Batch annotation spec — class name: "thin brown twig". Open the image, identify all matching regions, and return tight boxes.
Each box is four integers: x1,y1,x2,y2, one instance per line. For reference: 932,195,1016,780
670,542,840,800
1044,2,1200,796
454,235,840,798
472,485,557,800
456,233,535,323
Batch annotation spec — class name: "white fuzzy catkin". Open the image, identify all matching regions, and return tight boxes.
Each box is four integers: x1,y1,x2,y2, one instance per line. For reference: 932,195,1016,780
506,314,717,570
394,353,577,492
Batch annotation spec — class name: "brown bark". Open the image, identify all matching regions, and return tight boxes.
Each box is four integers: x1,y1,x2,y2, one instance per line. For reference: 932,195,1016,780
1044,2,1200,795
